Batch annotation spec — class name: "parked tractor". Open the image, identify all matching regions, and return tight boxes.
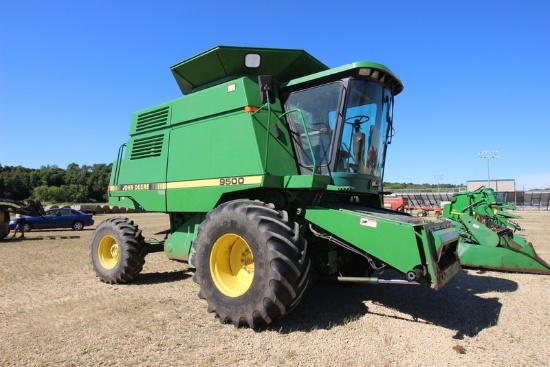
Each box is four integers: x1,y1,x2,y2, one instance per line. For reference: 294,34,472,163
91,46,461,327
442,186,550,274
0,198,46,240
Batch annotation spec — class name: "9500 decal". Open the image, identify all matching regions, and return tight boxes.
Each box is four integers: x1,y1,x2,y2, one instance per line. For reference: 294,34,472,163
219,177,246,186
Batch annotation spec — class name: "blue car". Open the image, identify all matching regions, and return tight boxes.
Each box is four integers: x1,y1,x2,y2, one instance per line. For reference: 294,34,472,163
9,208,95,232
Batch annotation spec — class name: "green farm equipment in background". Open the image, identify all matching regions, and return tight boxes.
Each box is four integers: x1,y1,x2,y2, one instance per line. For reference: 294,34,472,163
0,199,46,240
90,46,461,327
442,187,550,274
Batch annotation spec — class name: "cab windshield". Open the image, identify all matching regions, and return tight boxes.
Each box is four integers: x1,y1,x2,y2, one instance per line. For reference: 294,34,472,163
338,79,392,177
285,78,393,177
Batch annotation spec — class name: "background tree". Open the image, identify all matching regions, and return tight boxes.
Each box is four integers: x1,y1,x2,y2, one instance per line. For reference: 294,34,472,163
0,163,112,203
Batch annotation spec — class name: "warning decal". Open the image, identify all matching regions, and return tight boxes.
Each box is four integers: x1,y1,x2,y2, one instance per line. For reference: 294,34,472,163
360,217,378,228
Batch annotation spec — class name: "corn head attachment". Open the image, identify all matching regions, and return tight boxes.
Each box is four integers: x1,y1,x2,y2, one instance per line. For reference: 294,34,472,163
442,187,550,274
305,204,461,290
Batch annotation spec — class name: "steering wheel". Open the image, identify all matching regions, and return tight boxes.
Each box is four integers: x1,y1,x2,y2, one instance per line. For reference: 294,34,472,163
344,115,370,125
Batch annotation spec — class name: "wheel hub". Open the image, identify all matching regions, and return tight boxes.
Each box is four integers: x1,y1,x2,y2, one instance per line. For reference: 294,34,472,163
98,235,119,270
242,250,254,274
210,233,254,297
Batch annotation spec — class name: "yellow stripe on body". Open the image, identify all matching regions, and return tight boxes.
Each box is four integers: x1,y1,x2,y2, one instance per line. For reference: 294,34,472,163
109,175,263,192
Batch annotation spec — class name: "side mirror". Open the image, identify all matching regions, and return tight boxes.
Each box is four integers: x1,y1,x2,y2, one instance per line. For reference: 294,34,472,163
258,75,275,104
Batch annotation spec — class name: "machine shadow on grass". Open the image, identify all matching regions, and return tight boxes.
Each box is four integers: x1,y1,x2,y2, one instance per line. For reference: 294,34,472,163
262,270,517,338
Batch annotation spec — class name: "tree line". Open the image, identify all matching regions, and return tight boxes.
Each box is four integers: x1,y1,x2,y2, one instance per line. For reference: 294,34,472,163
0,163,112,203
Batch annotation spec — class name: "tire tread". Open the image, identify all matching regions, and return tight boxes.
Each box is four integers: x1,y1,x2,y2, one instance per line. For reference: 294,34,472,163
192,199,310,327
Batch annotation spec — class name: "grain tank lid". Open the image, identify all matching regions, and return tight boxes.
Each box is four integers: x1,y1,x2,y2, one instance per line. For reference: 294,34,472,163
170,46,328,95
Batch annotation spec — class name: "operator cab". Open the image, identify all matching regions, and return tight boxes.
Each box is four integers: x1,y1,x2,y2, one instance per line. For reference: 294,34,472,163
282,65,402,192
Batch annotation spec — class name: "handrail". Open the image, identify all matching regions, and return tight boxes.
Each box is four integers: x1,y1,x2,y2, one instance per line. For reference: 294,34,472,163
278,109,317,174
113,143,126,185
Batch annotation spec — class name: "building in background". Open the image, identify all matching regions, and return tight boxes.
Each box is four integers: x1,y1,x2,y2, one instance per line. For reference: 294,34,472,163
466,179,515,192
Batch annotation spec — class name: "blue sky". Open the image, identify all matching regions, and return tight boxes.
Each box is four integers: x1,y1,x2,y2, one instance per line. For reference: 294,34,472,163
1,0,549,189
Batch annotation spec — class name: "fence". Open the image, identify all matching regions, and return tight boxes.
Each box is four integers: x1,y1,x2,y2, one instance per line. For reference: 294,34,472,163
502,191,550,210
387,190,550,211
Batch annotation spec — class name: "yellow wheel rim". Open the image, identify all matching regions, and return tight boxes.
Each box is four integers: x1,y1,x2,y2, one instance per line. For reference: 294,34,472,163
209,233,254,297
97,235,119,270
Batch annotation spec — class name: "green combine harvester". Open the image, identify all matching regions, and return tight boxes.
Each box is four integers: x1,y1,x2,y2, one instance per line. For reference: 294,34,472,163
442,187,550,274
91,46,461,327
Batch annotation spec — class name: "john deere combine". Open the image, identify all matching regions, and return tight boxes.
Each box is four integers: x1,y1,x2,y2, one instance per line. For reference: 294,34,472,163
91,46,461,327
442,187,550,274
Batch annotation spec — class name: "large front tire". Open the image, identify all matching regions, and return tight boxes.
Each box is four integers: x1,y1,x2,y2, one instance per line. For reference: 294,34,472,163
193,199,310,328
90,217,146,284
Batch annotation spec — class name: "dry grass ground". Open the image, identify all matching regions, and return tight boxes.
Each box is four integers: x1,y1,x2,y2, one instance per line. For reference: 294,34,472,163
1,211,549,367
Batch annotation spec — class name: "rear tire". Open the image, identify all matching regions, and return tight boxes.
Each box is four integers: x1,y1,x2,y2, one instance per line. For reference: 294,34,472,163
193,199,310,328
90,217,146,284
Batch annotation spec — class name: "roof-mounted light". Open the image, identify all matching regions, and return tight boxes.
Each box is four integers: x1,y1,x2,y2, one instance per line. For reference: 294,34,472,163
357,67,403,95
245,53,261,68
358,68,371,76
359,68,379,79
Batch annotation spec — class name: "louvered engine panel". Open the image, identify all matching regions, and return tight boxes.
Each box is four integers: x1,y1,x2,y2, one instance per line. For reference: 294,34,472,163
130,134,164,160
135,106,169,133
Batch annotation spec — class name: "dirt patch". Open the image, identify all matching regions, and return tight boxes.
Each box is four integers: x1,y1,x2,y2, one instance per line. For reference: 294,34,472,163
1,212,549,366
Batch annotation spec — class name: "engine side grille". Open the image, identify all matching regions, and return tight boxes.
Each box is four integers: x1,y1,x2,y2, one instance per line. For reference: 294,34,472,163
136,106,169,133
130,134,164,160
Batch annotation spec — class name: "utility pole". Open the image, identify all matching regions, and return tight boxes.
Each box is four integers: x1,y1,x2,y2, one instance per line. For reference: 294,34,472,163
478,150,499,189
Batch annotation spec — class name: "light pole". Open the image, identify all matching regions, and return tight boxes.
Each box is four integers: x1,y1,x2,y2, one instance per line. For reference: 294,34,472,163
478,150,499,188
433,175,443,194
